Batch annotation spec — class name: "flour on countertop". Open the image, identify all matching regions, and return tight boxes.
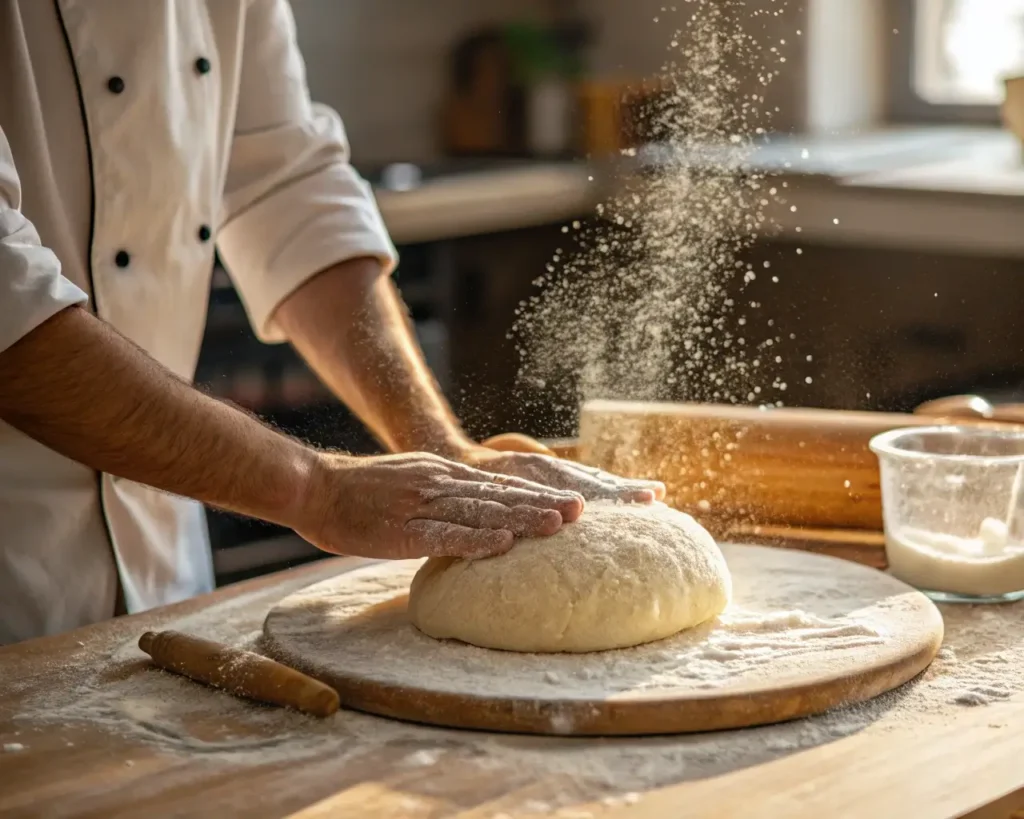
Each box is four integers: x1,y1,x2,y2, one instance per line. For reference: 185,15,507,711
10,556,1024,815
262,553,892,710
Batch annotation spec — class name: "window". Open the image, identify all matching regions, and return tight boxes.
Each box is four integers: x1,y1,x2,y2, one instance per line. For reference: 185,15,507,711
916,0,1024,103
889,0,1024,121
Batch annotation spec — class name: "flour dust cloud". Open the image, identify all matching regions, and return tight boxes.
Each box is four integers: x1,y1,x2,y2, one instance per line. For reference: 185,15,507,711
512,0,796,425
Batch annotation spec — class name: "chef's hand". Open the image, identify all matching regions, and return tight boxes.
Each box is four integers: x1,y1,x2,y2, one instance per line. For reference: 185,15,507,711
292,451,585,560
458,433,667,503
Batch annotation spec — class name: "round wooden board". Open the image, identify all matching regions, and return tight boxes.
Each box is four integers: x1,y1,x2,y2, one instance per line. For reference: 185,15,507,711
261,544,944,736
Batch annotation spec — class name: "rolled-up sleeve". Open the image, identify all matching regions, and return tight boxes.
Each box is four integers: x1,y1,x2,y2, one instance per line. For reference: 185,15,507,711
217,0,398,344
0,127,88,354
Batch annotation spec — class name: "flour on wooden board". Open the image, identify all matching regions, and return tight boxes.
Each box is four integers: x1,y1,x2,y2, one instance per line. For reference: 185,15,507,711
12,556,1022,815
262,556,892,710
5,8,1017,816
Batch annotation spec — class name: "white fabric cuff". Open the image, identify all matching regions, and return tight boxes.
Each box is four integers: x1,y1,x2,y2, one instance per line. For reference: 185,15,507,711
217,164,398,343
1,213,89,353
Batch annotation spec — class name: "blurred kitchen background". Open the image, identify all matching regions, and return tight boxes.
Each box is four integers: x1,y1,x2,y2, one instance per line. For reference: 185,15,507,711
201,0,1024,581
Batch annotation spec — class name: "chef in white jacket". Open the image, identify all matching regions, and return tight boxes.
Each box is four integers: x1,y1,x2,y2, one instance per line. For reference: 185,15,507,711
0,1,663,644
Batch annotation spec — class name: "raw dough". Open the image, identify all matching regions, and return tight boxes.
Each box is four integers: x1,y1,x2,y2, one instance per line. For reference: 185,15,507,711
408,501,732,653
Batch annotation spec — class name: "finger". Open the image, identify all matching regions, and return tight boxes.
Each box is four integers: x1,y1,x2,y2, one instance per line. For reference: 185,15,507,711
587,477,664,503
423,498,562,538
617,486,659,502
513,460,628,500
442,480,584,521
590,482,662,503
447,462,582,495
551,462,666,503
606,478,666,502
465,453,654,505
403,519,514,560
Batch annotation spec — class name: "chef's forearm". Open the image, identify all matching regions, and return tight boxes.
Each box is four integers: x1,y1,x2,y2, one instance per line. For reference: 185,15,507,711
275,257,474,459
0,306,314,526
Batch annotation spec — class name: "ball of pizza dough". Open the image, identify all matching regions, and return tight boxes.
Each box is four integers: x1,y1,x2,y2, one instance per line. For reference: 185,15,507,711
408,501,731,653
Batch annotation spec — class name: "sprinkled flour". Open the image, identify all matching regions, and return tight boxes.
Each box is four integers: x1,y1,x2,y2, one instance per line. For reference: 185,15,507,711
10,557,1024,813
4,7,1022,816
513,0,800,428
261,548,897,714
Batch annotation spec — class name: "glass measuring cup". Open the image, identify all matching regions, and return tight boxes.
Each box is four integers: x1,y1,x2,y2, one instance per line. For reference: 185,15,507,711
870,425,1024,603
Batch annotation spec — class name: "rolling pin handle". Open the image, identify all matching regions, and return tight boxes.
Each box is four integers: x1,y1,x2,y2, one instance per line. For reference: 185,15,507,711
137,629,340,718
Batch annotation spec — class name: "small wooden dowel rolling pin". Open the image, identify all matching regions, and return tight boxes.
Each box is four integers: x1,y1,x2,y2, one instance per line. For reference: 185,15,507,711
138,630,340,718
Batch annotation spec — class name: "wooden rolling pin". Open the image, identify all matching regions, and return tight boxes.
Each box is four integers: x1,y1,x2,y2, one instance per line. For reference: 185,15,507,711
578,399,1018,533
138,630,340,718
916,394,1024,424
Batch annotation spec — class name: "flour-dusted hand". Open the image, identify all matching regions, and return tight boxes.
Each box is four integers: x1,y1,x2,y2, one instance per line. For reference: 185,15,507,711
289,452,585,560
463,446,666,504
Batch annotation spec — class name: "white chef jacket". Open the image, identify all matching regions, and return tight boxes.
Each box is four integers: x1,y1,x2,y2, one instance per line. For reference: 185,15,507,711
0,0,398,644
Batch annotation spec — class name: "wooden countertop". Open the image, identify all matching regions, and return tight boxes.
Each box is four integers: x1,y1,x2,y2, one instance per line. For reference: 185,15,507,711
2,554,1024,819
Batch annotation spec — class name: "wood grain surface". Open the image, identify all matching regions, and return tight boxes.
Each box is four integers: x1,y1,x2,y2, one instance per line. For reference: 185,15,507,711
0,550,1021,819
261,545,943,736
553,434,892,568
727,523,888,568
597,698,1024,819
137,630,340,717
285,698,1024,819
577,400,1016,533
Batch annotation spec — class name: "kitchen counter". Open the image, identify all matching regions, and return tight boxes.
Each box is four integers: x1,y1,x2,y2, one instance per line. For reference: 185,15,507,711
3,550,1024,818
371,160,603,245
634,127,1024,259
381,128,1024,256
757,129,1024,259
